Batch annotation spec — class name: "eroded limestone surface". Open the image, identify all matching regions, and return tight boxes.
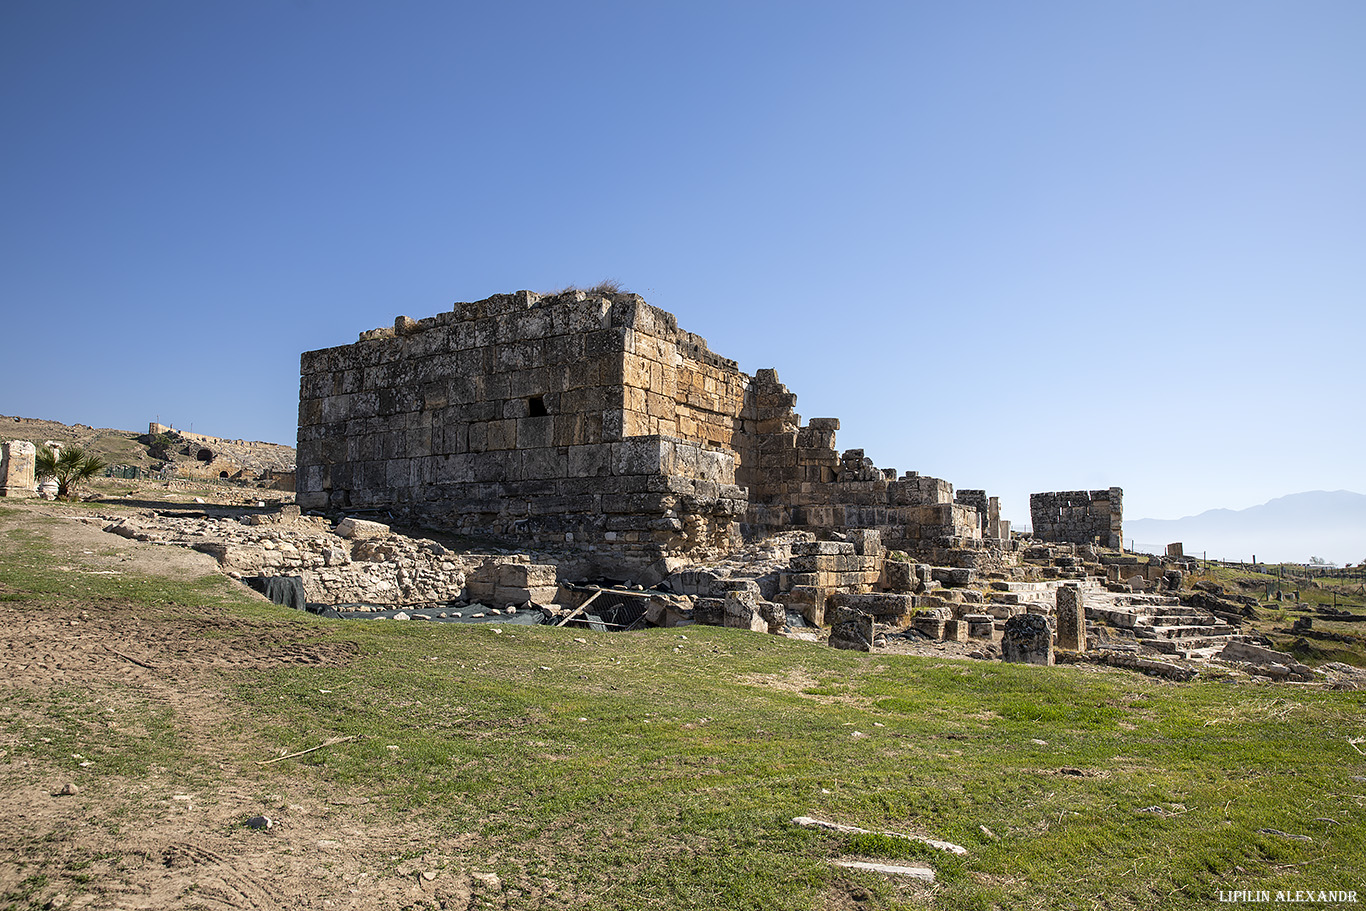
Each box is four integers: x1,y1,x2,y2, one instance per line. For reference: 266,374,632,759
296,290,997,578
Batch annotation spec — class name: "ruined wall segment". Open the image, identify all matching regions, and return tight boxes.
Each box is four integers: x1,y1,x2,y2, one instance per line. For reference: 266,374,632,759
737,371,981,550
298,289,997,573
1029,488,1123,549
298,290,749,573
955,490,1005,541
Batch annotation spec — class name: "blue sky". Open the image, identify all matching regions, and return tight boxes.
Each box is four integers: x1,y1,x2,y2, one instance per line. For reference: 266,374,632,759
3,1,1362,527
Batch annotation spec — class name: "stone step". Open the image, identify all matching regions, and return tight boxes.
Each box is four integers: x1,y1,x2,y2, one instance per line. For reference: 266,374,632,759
1140,635,1238,654
1143,611,1220,624
989,579,1105,594
1135,624,1236,640
1100,594,1182,609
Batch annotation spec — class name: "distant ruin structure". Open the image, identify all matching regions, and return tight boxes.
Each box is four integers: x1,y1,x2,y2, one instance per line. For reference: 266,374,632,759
297,290,996,575
0,440,36,497
148,422,295,489
1029,488,1123,550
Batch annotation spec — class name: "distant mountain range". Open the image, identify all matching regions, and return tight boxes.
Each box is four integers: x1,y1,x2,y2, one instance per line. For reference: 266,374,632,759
1126,490,1366,566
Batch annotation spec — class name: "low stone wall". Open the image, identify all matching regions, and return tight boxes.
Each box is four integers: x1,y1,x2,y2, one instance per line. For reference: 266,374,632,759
90,509,556,608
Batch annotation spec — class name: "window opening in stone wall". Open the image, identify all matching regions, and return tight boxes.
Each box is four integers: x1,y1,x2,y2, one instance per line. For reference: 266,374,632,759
197,448,213,462
528,395,548,417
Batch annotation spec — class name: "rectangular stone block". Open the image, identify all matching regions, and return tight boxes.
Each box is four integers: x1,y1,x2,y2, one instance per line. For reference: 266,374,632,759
1055,584,1086,651
791,540,856,556
0,441,36,498
965,614,996,639
497,563,558,588
828,606,873,651
912,615,946,640
723,590,768,633
882,560,916,592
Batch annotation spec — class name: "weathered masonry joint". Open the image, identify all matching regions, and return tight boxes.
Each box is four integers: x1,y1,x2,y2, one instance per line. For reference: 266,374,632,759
297,290,997,576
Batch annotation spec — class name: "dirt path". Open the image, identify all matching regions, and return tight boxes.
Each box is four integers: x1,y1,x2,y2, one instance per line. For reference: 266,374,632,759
0,505,500,911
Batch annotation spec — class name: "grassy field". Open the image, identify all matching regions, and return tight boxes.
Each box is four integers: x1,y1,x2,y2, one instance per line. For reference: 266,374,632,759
2,504,1364,910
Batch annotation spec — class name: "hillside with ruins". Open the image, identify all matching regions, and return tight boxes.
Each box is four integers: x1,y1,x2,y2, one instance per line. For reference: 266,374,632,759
1,291,1364,911
0,415,295,490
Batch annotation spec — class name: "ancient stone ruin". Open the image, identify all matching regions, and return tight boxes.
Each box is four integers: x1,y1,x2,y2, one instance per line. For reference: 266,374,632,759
1029,488,1123,549
298,289,995,578
281,288,1322,682
147,422,296,488
0,440,36,497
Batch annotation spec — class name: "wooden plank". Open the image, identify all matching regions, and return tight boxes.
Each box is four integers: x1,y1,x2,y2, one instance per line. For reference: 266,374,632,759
555,589,604,628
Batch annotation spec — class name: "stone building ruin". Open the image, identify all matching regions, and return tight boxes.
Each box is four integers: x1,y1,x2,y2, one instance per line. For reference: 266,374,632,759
148,422,296,488
1029,488,1123,550
297,289,999,577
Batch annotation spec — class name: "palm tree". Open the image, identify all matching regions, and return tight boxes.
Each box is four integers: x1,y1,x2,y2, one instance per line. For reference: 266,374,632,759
35,445,107,500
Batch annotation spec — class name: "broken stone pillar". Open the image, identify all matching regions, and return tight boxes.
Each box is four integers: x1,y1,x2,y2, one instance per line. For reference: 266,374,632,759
1002,613,1054,666
1055,584,1085,651
757,600,787,634
828,606,874,651
0,441,36,498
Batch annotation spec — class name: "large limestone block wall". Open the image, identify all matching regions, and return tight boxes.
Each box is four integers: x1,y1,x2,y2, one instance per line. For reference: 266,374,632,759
298,290,750,572
736,372,981,549
298,288,995,570
1030,488,1123,549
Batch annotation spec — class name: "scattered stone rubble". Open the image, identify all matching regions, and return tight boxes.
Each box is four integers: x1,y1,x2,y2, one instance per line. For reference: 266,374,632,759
19,291,1352,687
62,498,1365,689
85,507,510,609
